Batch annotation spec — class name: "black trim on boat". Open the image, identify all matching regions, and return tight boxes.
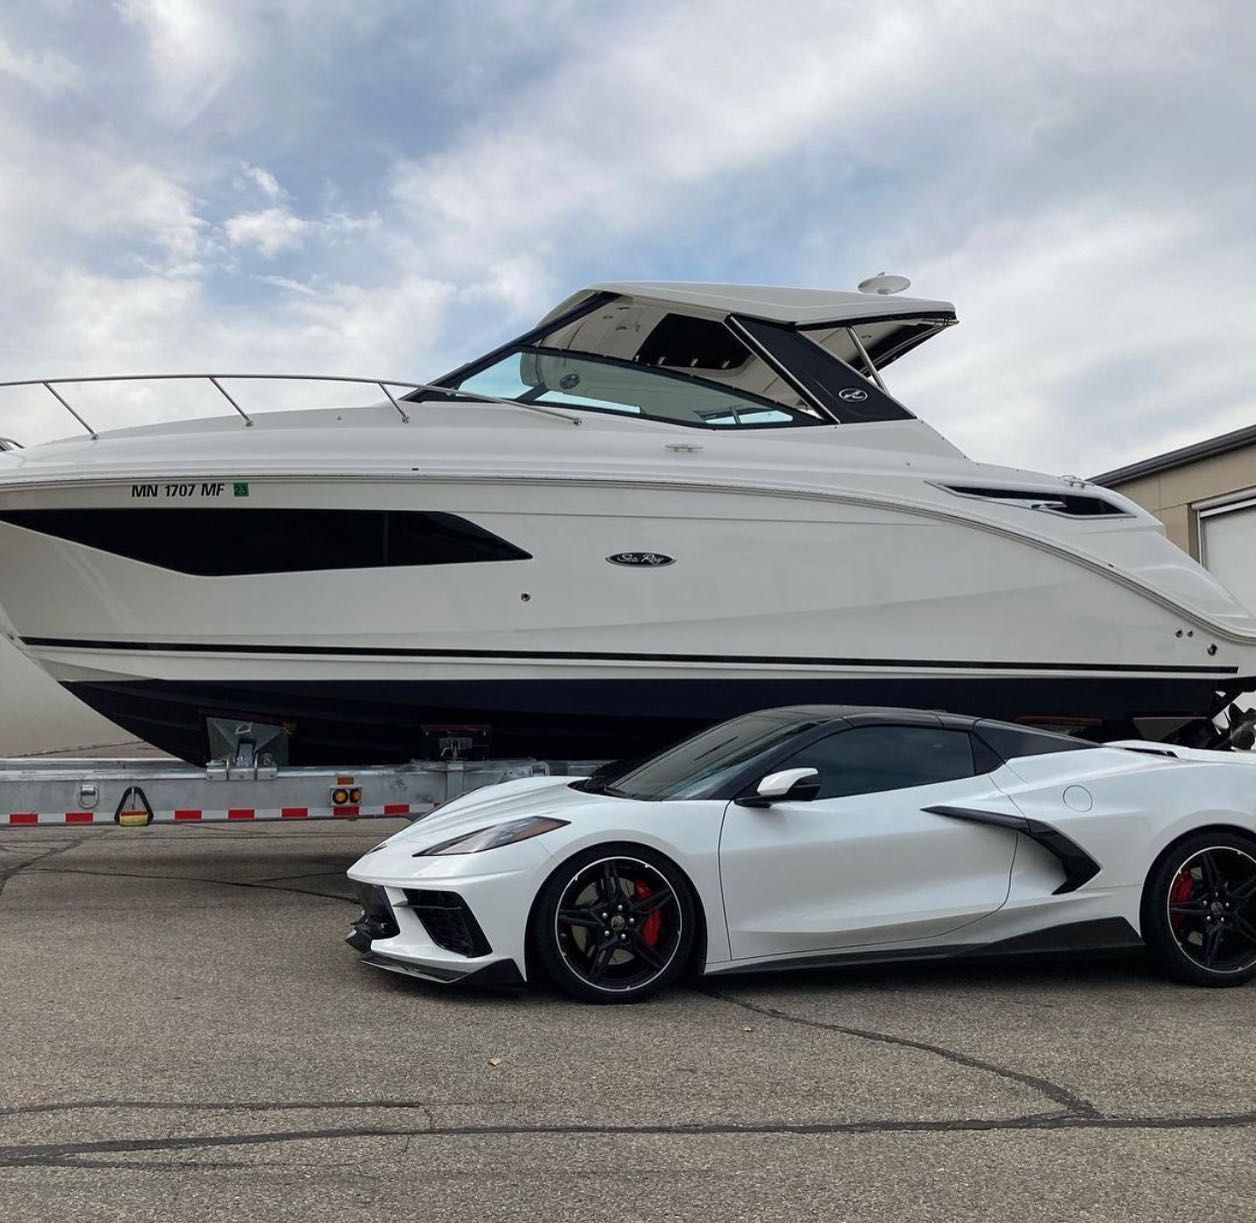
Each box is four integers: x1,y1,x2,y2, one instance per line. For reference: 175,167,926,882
0,508,531,576
732,316,916,424
938,484,1128,518
22,637,1240,675
61,672,1247,766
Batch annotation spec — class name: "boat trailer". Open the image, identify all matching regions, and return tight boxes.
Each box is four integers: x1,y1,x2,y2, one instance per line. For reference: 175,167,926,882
0,720,600,831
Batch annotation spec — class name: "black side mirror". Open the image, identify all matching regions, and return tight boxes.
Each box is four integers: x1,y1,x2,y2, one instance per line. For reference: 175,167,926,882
736,767,821,808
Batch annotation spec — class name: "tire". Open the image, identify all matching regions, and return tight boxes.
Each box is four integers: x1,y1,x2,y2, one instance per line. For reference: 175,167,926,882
532,844,697,1003
1141,830,1256,987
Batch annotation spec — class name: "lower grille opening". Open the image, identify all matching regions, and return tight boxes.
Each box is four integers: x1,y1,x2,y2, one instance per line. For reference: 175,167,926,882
403,889,492,957
348,884,401,950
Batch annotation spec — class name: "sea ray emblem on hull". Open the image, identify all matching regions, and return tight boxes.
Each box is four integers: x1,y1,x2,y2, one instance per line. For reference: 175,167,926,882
607,552,674,568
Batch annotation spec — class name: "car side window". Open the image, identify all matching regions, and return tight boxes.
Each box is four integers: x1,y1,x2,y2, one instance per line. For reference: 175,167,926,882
778,726,977,799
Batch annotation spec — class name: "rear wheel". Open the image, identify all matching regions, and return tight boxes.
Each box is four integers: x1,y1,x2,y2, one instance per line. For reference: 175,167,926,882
533,845,696,1003
1141,831,1256,987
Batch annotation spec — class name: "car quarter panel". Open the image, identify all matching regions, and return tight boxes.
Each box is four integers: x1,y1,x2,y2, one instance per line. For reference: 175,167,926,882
998,749,1256,898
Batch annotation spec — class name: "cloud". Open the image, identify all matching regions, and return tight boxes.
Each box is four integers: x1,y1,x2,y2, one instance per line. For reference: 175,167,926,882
0,30,82,96
224,206,310,257
239,163,285,202
224,203,377,259
114,0,249,126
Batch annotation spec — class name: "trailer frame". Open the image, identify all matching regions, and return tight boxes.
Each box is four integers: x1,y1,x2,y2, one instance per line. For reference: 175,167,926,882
0,752,601,830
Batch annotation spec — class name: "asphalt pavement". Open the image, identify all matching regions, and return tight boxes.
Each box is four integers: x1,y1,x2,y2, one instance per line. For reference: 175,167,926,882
1,821,1253,1222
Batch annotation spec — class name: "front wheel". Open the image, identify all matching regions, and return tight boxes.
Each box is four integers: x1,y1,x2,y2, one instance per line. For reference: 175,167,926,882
1141,830,1256,987
532,845,696,1003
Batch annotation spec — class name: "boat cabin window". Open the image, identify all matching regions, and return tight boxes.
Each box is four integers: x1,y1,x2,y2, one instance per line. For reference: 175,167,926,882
447,347,821,429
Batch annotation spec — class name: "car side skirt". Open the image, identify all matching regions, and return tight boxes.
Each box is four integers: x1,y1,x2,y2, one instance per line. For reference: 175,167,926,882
703,917,1143,978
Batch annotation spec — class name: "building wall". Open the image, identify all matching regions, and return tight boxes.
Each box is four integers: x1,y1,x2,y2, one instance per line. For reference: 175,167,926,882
1107,445,1256,559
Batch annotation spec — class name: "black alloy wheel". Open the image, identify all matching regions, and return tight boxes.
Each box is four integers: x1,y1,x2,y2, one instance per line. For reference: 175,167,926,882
533,845,696,1003
1142,831,1256,986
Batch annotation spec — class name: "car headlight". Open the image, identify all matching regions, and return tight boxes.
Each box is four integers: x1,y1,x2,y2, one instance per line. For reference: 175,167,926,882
413,816,569,856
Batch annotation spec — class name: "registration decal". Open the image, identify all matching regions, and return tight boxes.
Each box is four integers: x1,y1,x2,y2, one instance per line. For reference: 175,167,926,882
130,482,229,499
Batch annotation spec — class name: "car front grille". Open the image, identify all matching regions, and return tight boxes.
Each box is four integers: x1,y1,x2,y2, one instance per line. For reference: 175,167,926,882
403,889,492,958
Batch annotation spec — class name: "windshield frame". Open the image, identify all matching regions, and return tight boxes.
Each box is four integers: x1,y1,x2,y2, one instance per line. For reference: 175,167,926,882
421,343,827,431
413,290,942,430
575,711,841,801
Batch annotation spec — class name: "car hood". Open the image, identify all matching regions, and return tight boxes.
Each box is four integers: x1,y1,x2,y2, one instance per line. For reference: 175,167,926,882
377,774,599,851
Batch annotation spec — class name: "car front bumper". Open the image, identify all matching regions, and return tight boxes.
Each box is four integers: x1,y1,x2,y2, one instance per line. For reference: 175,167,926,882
356,947,525,988
346,841,551,987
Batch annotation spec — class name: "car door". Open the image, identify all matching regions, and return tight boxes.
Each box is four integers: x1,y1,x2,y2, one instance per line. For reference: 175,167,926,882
718,723,1021,961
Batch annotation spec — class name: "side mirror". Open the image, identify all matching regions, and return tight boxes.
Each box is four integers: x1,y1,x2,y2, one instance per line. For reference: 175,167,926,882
736,767,821,808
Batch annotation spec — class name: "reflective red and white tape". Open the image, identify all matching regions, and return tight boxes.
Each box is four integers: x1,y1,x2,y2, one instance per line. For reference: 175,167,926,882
5,802,417,826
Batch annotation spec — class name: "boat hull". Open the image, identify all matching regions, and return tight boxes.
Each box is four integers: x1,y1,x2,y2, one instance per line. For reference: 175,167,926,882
2,472,1255,762
59,669,1244,765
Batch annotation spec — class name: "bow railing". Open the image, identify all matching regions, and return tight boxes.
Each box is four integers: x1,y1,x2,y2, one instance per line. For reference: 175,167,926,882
0,372,580,442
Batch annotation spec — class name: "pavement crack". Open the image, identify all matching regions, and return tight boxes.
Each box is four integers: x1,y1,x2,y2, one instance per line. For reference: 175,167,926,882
0,835,90,903
3,1110,1256,1169
697,985,1100,1119
0,1099,452,1118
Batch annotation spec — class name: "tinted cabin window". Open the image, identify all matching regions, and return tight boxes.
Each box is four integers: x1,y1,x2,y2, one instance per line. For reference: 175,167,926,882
635,314,751,371
0,509,531,576
780,726,977,799
974,723,1095,762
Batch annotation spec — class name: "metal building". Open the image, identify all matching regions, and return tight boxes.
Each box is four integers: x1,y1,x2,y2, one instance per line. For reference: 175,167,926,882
1094,424,1256,614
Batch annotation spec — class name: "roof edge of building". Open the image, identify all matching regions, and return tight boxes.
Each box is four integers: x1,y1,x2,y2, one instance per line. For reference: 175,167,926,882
1092,423,1256,487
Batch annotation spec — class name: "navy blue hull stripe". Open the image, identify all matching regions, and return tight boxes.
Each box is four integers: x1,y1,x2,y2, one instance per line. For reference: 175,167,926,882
21,635,1241,676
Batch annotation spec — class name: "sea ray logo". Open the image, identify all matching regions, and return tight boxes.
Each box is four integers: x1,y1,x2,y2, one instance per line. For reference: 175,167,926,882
607,552,675,568
838,387,869,402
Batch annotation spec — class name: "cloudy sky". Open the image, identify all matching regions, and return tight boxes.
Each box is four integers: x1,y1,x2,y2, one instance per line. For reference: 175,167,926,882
0,0,1252,474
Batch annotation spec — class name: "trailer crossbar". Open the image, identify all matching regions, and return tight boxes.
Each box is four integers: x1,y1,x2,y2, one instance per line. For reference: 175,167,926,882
0,756,600,831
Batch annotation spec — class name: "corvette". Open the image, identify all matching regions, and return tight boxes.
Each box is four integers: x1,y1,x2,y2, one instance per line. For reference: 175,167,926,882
346,706,1256,1002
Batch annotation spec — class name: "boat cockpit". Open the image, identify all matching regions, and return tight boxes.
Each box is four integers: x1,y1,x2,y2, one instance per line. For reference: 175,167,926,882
415,282,957,431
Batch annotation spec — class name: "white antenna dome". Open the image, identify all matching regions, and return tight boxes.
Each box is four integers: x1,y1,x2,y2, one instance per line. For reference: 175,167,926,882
857,273,912,296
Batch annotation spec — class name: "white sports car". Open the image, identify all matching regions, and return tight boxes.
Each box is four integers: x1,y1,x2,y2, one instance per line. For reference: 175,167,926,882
346,706,1256,1002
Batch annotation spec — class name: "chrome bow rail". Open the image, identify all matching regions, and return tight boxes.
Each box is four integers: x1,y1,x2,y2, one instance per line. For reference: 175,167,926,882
0,373,581,442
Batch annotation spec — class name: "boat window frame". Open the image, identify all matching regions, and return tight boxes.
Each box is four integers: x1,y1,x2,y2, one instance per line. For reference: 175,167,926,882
411,292,617,401
416,290,954,430
419,343,831,431
795,311,956,377
730,315,920,425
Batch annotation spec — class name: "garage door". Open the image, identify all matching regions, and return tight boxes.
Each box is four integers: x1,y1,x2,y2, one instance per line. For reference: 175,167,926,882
1201,500,1256,614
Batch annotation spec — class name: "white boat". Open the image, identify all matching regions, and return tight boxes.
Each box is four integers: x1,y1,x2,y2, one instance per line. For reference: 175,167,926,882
1,281,1253,764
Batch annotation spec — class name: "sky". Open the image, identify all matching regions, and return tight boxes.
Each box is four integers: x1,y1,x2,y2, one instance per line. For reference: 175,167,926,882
0,0,1253,475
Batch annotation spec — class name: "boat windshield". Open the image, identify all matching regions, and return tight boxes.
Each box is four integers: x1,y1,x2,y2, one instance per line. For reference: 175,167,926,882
433,346,825,429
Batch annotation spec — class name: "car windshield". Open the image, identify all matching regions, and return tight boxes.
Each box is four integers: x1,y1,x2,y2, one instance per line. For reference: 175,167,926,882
579,712,821,801
436,347,823,429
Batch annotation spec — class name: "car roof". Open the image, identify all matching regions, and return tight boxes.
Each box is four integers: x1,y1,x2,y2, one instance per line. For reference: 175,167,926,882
762,704,974,729
757,705,1091,750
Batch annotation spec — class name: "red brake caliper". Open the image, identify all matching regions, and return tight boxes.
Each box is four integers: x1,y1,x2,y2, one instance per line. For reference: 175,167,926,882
1169,868,1194,932
635,879,662,947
